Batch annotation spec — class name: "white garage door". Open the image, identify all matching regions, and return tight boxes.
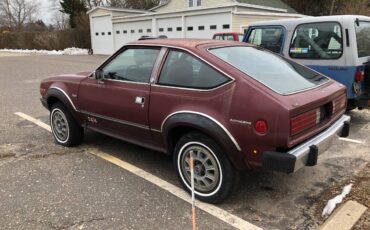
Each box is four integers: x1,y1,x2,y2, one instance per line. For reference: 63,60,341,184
91,16,114,55
157,17,183,38
185,13,231,39
113,20,152,51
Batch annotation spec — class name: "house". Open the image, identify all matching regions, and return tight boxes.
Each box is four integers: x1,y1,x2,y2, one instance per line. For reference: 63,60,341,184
88,0,304,55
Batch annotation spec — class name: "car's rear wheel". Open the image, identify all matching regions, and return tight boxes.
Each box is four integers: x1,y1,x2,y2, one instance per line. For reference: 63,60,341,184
174,132,239,203
50,102,83,147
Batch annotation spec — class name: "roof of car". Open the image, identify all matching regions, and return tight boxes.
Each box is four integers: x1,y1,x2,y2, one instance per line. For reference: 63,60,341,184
128,38,246,49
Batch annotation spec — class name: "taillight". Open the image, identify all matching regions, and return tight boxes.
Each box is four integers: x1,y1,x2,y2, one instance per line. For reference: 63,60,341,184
254,120,268,135
355,70,365,82
332,95,346,114
290,109,320,136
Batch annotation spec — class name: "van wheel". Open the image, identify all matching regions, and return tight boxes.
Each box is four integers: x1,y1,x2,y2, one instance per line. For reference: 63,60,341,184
50,102,84,147
173,132,239,203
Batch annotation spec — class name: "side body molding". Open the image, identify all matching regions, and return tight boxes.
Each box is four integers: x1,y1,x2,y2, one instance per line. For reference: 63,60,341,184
161,111,244,169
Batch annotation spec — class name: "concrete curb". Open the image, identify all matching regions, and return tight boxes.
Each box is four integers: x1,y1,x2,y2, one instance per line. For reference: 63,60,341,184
320,200,367,230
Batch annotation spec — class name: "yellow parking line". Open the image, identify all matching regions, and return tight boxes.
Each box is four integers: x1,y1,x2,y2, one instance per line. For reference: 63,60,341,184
338,137,364,144
14,112,262,230
15,112,51,132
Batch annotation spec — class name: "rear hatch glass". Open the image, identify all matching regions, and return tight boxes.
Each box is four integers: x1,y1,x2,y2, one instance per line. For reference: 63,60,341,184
209,46,329,95
355,21,370,58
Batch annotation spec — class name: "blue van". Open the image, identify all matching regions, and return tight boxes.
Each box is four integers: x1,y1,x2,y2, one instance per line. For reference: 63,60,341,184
244,15,370,110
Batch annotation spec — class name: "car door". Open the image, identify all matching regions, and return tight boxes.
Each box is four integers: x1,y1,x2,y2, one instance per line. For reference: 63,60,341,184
77,47,161,142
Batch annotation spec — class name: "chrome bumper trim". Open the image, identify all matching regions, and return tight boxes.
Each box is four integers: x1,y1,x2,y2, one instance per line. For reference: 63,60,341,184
289,114,351,172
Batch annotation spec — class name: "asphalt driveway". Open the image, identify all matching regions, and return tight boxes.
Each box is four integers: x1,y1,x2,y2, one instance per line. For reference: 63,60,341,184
0,54,369,230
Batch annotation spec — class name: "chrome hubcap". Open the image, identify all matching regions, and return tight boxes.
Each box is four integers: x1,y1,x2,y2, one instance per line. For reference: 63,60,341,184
180,145,220,193
51,110,69,142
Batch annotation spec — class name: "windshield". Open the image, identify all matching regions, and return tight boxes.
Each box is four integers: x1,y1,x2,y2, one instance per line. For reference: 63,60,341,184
209,46,329,95
355,21,370,58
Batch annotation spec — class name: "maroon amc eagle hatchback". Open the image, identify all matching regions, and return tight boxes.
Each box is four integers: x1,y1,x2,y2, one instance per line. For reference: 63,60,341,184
40,39,350,203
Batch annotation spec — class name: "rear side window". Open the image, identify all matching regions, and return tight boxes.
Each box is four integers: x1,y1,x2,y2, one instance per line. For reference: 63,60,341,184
158,50,230,89
209,46,329,95
290,22,343,59
238,35,244,41
247,27,284,53
355,21,370,57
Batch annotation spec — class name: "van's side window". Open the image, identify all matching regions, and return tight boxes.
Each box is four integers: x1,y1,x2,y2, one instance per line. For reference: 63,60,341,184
290,22,343,59
355,21,370,58
247,27,284,53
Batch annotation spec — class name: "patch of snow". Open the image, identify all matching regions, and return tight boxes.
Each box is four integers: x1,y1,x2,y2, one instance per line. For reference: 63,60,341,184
321,183,353,217
0,47,89,55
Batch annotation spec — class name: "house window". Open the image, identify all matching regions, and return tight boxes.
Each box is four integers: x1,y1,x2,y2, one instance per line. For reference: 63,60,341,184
189,0,201,7
198,26,205,31
131,30,135,33
188,0,193,7
187,26,193,31
95,32,99,36
177,27,182,31
102,32,105,35
108,32,111,35
147,29,151,33
223,24,230,29
159,28,164,32
138,29,143,33
168,27,173,32
116,31,120,34
123,30,127,34
210,25,217,30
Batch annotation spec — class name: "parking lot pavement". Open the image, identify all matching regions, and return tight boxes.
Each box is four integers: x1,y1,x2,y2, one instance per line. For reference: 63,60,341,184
0,55,369,230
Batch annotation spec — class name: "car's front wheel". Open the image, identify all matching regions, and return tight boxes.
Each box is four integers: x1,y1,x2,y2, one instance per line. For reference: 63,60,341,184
174,132,239,203
50,102,84,147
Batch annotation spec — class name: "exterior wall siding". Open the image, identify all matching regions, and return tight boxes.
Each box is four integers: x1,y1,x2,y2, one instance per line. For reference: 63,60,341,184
89,8,111,17
155,0,233,13
89,8,145,17
235,7,283,13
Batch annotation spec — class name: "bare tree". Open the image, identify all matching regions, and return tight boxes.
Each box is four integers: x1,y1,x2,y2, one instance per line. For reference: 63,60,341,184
85,0,105,9
283,0,370,16
0,0,40,30
52,10,68,30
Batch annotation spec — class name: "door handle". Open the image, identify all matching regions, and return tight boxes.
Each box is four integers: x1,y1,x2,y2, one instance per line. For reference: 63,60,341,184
135,96,145,105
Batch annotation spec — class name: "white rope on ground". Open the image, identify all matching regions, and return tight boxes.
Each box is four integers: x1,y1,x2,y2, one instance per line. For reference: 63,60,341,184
190,154,196,230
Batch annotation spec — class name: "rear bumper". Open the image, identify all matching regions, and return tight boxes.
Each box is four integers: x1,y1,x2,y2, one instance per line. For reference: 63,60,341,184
262,115,351,173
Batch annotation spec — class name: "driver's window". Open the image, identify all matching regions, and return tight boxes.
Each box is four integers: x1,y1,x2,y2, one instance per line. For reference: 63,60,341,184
102,48,160,83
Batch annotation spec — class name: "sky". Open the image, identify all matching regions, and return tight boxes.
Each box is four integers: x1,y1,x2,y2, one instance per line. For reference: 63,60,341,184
38,0,57,24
